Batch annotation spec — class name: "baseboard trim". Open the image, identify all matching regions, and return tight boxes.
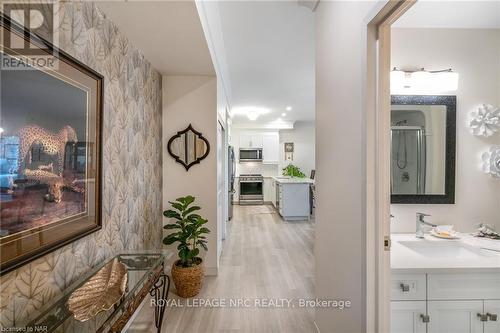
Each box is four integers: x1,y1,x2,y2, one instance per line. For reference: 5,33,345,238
205,266,218,276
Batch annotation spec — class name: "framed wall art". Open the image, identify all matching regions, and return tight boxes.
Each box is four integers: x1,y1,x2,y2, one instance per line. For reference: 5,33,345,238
0,13,103,274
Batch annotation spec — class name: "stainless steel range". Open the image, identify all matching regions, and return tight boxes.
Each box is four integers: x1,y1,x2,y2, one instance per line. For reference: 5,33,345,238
239,174,263,205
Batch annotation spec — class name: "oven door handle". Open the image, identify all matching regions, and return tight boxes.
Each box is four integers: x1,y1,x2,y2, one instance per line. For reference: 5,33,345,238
239,181,263,183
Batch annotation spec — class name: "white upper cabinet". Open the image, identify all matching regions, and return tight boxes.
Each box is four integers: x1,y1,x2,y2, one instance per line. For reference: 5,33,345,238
239,134,252,148
251,135,263,148
262,133,279,164
239,134,263,148
238,132,279,164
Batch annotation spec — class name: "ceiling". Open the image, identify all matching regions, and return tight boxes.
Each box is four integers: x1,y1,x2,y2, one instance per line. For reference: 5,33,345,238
215,1,315,125
98,0,214,76
394,1,500,29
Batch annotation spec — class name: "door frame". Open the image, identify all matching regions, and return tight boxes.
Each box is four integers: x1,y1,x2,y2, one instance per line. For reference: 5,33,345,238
216,119,227,262
365,1,416,332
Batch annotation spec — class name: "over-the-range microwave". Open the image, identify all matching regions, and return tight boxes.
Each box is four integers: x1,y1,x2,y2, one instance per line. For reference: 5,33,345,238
239,148,263,162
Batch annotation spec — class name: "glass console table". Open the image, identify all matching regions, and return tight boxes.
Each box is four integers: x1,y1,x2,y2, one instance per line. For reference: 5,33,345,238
27,252,172,333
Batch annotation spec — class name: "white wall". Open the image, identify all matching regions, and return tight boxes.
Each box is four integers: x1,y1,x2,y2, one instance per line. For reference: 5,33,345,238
390,28,500,233
279,121,315,177
315,1,379,332
162,75,219,275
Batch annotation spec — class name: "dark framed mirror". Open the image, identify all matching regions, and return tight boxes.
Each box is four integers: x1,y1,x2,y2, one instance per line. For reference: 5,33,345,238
167,124,210,171
391,95,456,204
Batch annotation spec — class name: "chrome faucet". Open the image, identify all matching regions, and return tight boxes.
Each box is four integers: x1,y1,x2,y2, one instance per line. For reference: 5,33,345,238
416,213,437,238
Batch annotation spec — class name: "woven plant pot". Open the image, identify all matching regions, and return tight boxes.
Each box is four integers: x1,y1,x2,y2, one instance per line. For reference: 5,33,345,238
171,258,204,298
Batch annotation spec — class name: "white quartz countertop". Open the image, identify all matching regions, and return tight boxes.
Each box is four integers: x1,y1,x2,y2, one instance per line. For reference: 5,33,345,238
391,233,500,273
272,176,315,184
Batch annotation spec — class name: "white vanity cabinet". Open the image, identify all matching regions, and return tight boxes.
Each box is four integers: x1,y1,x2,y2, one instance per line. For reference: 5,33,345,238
391,272,500,333
484,300,500,333
427,301,483,333
391,301,427,333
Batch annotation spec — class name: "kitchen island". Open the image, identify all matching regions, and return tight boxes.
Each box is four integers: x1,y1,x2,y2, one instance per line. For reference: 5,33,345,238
272,176,314,221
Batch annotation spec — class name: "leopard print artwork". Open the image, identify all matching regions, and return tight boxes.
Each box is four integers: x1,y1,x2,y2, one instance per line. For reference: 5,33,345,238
18,125,78,176
23,169,64,203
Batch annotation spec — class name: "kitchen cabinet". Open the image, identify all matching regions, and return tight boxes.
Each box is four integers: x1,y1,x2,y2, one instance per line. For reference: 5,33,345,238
238,132,278,164
240,134,263,148
262,133,279,164
391,301,426,333
273,179,312,220
270,179,277,207
263,178,273,203
427,301,483,333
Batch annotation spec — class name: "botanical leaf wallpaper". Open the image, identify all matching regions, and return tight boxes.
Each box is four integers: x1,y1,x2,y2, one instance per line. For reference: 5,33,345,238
0,2,163,328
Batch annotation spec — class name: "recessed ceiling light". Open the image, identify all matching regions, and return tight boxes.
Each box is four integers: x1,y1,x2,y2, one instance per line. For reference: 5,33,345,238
286,106,292,111
0,127,3,134
281,113,286,117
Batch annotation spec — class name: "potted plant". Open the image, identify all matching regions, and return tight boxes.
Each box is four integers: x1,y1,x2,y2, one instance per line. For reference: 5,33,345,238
163,195,210,298
282,164,306,178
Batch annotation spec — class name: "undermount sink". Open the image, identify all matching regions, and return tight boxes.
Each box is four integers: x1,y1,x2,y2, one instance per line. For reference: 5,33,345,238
398,240,488,259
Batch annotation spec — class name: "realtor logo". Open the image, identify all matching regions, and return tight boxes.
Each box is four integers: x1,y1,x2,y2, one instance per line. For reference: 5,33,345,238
1,1,59,69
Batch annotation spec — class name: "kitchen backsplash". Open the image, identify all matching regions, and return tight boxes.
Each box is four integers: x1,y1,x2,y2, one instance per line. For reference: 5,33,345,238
236,163,280,177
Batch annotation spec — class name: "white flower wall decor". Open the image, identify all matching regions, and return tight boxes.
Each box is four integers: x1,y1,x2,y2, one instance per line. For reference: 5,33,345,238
482,146,500,178
469,104,500,137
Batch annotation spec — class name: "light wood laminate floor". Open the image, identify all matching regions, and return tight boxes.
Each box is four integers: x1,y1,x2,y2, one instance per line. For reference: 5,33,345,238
129,205,316,332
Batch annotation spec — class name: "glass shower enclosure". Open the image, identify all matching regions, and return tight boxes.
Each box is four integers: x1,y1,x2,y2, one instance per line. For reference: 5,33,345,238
391,126,427,195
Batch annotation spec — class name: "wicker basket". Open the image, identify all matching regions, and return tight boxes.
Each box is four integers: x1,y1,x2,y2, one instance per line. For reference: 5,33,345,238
171,259,204,298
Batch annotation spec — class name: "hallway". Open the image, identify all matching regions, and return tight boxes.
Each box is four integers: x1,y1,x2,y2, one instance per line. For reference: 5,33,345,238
131,205,316,332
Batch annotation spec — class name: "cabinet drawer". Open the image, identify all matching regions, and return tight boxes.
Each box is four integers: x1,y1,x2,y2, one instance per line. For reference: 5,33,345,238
391,274,426,301
428,273,500,300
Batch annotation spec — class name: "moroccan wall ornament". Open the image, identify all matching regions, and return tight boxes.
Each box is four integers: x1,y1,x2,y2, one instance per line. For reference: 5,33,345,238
482,146,500,179
167,124,210,171
469,104,500,137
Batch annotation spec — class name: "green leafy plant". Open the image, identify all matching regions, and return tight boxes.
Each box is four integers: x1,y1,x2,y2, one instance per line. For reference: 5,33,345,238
163,196,210,267
282,164,306,178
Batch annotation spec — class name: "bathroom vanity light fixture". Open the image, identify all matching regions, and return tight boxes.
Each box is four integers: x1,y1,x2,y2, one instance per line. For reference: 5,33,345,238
231,106,270,121
391,68,459,94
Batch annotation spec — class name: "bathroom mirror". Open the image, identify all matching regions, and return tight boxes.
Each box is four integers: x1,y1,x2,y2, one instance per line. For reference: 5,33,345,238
391,95,456,204
167,124,210,171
